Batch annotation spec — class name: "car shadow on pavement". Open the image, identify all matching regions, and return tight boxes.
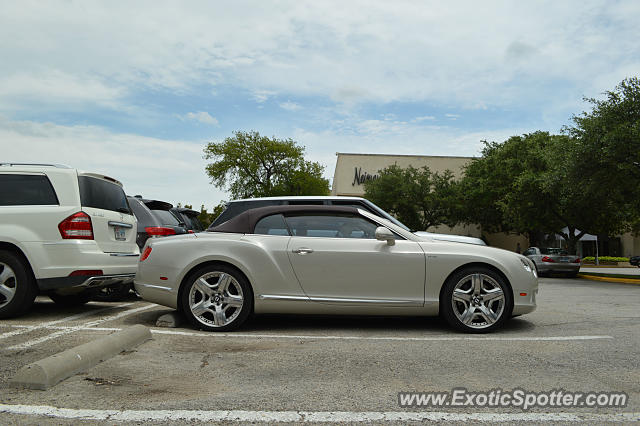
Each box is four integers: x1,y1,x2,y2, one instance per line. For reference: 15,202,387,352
240,314,536,334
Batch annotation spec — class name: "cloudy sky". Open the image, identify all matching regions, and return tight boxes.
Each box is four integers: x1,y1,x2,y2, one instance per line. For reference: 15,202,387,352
1,1,638,209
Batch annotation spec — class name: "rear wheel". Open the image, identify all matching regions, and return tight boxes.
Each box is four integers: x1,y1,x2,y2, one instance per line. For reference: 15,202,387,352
180,264,253,332
92,283,132,302
441,266,513,333
0,250,37,318
49,292,91,306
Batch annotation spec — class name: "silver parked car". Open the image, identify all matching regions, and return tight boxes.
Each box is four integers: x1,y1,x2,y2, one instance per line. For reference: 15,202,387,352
135,205,538,333
523,247,581,277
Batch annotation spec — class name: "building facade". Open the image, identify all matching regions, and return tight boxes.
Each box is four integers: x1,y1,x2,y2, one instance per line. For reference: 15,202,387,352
331,152,528,251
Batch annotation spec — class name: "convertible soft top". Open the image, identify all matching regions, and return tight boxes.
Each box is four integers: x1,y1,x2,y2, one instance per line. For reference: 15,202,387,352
207,205,360,234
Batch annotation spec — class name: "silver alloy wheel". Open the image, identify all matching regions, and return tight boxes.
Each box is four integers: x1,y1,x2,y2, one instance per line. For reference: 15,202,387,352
451,273,505,329
188,271,244,328
0,262,17,309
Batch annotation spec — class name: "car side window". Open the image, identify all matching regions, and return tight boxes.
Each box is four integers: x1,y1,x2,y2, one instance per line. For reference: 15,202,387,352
0,174,59,206
284,214,379,239
254,214,290,236
523,248,535,256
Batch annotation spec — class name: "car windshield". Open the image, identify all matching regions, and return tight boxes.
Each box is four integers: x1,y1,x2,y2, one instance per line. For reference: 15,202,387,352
540,247,568,255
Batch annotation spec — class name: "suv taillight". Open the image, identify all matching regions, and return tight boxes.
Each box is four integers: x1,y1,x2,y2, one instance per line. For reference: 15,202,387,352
573,257,581,263
541,256,555,263
59,212,94,240
145,226,176,236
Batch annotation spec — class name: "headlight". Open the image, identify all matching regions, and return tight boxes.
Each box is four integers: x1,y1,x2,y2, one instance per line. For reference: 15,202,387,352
520,258,537,277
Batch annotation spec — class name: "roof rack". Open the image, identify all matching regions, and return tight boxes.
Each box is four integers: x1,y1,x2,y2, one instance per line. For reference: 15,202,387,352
0,163,71,169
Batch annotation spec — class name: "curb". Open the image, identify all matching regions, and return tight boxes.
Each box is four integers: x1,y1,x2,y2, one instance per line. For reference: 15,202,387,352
578,274,640,285
11,324,152,390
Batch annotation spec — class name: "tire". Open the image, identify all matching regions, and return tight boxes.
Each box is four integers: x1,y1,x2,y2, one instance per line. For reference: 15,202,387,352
92,283,132,302
180,264,253,332
440,266,513,333
0,250,38,319
49,292,92,306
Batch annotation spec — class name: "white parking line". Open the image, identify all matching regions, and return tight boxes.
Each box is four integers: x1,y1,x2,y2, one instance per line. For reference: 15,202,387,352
150,329,614,342
0,303,132,341
0,324,616,342
6,305,155,351
0,404,637,423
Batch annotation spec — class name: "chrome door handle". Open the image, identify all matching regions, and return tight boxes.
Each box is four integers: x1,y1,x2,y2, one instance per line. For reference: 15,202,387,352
292,247,314,255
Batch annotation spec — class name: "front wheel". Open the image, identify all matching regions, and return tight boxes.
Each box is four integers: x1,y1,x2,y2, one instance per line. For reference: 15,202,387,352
180,265,253,332
440,267,513,333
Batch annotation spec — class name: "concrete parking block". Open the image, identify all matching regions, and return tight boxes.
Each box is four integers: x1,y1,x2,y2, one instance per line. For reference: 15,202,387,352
10,325,152,390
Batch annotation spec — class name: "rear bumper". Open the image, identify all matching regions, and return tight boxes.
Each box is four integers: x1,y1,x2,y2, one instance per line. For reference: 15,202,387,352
38,273,136,291
23,240,139,280
536,263,581,273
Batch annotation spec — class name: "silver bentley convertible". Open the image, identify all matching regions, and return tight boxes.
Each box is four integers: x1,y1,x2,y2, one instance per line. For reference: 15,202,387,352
134,205,538,333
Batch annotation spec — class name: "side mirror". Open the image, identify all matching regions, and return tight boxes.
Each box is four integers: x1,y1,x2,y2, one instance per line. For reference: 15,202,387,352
375,226,395,246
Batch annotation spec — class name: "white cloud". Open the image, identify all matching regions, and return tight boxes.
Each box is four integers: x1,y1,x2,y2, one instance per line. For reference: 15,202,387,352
279,101,302,111
1,1,637,112
412,115,436,122
0,116,227,210
182,111,219,126
445,114,461,120
252,90,276,103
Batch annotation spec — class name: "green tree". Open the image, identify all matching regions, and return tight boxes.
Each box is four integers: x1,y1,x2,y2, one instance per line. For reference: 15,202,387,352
204,131,329,198
564,77,640,228
458,131,632,254
363,164,457,231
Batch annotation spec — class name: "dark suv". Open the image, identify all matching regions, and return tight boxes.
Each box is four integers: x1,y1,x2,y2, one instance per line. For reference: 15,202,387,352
171,207,204,233
128,196,188,249
211,196,408,229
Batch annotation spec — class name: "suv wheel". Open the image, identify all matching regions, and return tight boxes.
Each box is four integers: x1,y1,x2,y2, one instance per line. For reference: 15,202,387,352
49,291,92,306
0,250,37,318
92,283,132,302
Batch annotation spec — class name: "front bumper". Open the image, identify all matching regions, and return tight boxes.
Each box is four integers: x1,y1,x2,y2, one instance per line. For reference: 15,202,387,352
38,273,136,291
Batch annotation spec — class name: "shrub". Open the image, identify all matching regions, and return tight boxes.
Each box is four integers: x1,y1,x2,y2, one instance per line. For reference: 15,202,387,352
582,256,629,263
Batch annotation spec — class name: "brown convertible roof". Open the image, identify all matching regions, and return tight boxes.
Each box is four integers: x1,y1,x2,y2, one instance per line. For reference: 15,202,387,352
207,205,359,234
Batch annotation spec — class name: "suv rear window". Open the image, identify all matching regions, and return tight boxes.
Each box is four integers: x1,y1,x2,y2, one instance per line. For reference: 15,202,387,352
151,209,180,226
78,176,131,214
0,174,59,206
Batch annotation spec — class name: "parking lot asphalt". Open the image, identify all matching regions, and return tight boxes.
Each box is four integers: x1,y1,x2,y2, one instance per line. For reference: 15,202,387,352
1,277,639,424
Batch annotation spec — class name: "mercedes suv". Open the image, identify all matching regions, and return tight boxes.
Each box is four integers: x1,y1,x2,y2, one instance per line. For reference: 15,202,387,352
0,163,139,317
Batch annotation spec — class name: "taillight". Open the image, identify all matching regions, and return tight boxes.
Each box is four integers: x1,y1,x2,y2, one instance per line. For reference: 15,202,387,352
541,256,555,262
140,246,152,262
573,257,581,263
145,226,176,236
59,212,94,239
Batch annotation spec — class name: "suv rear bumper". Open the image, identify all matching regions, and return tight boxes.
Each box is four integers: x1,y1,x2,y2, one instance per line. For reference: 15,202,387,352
23,240,139,281
38,273,136,291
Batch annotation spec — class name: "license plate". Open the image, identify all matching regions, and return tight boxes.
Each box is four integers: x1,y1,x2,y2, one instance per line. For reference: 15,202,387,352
114,226,126,241
559,257,569,262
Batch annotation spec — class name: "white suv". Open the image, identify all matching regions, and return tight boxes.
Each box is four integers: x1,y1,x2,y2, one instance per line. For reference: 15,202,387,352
0,163,139,318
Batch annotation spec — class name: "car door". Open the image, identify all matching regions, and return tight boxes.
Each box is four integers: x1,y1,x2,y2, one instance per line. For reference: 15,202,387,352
284,213,425,306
